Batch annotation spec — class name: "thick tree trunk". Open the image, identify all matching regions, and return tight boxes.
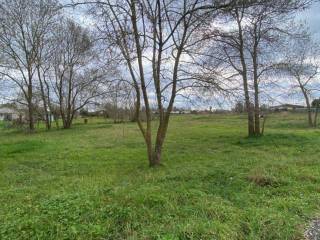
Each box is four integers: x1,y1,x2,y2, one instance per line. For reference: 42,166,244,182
254,106,260,135
59,101,73,129
149,127,166,167
63,121,71,129
246,103,255,137
28,101,35,131
148,136,165,167
60,110,70,129
63,116,73,129
151,147,162,167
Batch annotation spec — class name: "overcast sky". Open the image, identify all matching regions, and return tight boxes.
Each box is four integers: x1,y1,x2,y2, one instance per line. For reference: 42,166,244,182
299,1,320,38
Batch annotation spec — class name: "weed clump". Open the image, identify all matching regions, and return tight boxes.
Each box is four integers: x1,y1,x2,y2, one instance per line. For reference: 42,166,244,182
247,169,279,187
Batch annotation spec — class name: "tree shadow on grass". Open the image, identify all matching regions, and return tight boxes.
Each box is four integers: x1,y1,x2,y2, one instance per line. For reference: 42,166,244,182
0,140,45,156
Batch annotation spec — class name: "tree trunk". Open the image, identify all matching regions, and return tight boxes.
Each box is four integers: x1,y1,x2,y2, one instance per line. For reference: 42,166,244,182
28,101,35,131
254,105,260,136
243,72,254,136
63,117,72,129
252,38,260,136
38,68,51,130
63,121,71,129
313,106,318,128
236,9,254,137
151,147,162,167
27,82,34,131
145,133,155,167
149,126,166,167
247,103,255,137
301,86,313,127
305,98,313,127
253,85,260,136
307,106,313,127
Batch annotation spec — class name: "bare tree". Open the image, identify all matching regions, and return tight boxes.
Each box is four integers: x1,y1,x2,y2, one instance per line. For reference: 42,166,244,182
34,24,59,130
102,81,135,123
0,0,59,131
77,0,244,167
277,35,320,127
197,0,310,136
50,19,109,129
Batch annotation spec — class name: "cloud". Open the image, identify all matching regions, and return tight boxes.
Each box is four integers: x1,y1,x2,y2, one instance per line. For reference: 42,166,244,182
298,1,320,38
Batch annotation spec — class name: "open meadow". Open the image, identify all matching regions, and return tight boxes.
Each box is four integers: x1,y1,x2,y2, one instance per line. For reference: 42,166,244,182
1,113,320,240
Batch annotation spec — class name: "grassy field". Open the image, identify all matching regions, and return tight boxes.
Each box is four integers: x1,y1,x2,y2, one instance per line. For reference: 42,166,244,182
0,113,320,240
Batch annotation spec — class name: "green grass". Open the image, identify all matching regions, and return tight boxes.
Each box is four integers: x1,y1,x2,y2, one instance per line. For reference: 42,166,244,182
1,113,320,239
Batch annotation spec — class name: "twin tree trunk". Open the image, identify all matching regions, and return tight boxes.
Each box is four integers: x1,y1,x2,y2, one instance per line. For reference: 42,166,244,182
61,111,74,129
241,66,261,137
138,97,173,167
245,101,261,137
146,119,169,167
237,13,261,138
243,83,261,137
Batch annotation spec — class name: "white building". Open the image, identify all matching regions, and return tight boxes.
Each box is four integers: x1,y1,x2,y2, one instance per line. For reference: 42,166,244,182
0,107,20,121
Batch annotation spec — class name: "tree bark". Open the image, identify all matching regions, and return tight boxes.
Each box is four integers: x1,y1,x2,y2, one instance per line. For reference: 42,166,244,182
252,45,260,135
27,100,35,131
37,67,51,130
246,103,255,137
27,83,35,131
236,9,255,137
300,83,313,127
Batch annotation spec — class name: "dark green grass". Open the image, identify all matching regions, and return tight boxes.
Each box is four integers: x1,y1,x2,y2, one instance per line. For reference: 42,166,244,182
1,113,320,239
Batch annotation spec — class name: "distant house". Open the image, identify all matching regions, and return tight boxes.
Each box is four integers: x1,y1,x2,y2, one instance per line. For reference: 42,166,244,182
0,106,21,121
269,104,305,112
171,110,191,114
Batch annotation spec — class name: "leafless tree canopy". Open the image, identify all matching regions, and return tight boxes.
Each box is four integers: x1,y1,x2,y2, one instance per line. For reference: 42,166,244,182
276,34,320,127
0,0,60,130
188,0,312,136
84,0,255,166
